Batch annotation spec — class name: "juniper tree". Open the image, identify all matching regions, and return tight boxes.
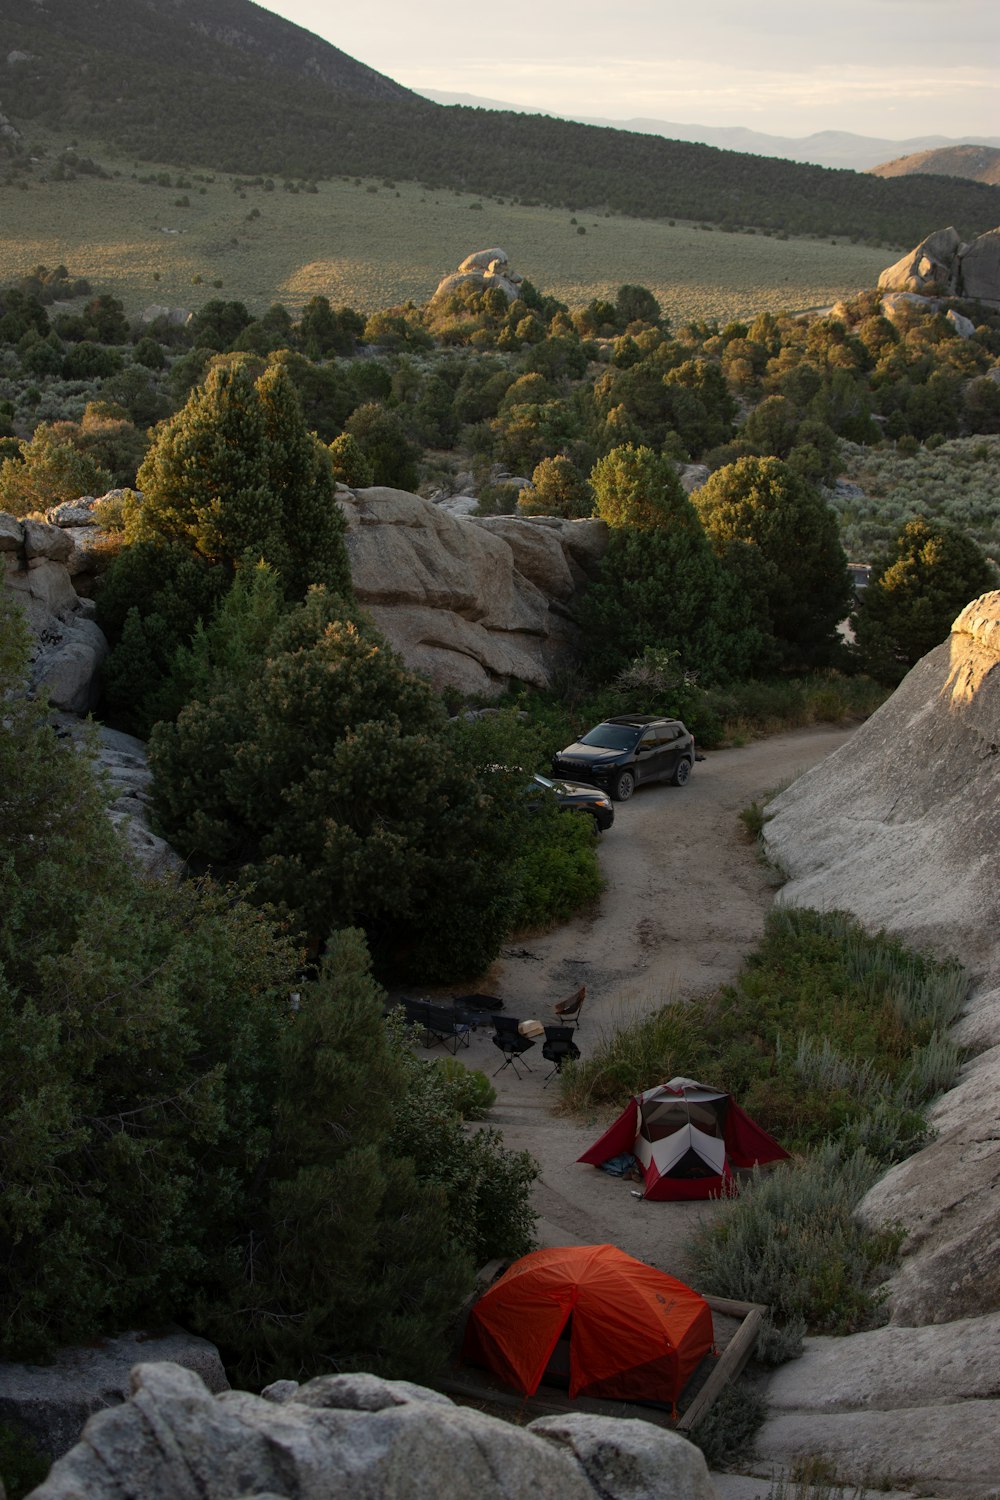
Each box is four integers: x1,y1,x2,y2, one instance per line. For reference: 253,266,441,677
149,587,520,978
580,444,758,680
199,927,474,1386
852,518,996,682
132,355,351,599
693,455,853,671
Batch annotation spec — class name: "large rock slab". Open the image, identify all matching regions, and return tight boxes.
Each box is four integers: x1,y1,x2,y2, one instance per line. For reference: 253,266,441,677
765,592,1000,985
755,1403,1000,1499
27,1363,717,1500
340,487,605,695
0,1331,227,1468
757,591,1000,1496
764,1316,1000,1413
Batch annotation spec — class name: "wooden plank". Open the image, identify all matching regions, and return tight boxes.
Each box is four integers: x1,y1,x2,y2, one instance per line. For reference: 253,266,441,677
676,1306,763,1432
704,1295,767,1319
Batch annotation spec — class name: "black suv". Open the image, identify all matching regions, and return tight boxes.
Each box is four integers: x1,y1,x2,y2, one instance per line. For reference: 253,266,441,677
551,716,696,802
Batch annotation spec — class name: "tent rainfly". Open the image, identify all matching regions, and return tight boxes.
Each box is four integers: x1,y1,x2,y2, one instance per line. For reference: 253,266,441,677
462,1243,713,1409
578,1076,789,1200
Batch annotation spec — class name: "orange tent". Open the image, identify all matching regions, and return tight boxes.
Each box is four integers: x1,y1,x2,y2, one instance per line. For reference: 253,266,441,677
462,1244,713,1407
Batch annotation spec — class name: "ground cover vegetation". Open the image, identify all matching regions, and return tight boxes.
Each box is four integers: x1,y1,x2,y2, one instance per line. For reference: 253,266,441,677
562,906,969,1354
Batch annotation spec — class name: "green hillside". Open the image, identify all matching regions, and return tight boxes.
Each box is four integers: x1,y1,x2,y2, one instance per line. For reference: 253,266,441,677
3,0,1000,244
0,151,893,326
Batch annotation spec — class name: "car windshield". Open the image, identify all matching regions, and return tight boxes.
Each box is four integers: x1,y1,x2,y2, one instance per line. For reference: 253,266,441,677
579,724,640,750
532,774,556,789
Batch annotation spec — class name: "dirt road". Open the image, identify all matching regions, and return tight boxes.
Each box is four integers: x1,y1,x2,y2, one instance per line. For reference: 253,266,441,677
452,723,857,1274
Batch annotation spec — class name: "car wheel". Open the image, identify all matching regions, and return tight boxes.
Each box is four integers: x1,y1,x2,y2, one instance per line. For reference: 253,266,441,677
612,770,636,802
673,758,692,787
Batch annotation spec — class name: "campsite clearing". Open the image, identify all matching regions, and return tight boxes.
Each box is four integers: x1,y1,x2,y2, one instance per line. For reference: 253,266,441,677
438,723,857,1281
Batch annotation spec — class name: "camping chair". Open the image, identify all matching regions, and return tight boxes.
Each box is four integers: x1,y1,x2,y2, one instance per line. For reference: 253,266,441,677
542,1024,581,1085
491,1015,536,1078
553,984,586,1029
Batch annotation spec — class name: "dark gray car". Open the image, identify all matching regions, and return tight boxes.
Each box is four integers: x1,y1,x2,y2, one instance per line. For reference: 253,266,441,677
551,715,696,802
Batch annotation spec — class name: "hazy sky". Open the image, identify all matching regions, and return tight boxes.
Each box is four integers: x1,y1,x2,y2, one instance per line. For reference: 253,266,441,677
264,0,999,139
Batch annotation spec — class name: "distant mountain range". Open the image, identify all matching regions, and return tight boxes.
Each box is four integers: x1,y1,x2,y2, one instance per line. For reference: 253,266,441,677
3,0,999,247
420,91,1000,175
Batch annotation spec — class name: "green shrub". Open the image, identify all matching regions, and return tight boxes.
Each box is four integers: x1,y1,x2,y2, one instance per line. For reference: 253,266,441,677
688,1378,768,1467
430,1056,497,1119
0,1422,50,1500
685,1143,904,1337
512,803,603,931
561,907,966,1158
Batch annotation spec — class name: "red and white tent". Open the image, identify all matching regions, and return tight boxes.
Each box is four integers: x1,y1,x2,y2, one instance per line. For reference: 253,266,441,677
578,1076,789,1200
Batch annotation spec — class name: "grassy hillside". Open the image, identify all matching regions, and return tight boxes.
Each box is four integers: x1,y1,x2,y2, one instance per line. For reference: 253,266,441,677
0,148,894,327
4,0,1000,245
869,145,1000,187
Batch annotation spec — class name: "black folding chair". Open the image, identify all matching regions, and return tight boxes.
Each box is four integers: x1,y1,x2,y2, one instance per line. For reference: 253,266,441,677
491,1015,536,1078
542,1024,581,1084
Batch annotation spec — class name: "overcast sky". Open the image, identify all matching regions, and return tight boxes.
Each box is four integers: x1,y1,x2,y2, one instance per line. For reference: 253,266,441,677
263,0,999,140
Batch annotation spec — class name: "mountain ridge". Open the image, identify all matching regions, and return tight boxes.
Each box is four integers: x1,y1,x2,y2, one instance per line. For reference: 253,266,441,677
418,91,1000,172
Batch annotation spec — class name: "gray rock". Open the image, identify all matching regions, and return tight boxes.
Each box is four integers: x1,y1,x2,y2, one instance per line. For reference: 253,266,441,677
45,499,98,529
757,590,1000,1496
339,486,605,695
0,512,23,551
959,227,1000,303
945,308,977,338
678,463,711,494
0,1331,227,1468
878,227,963,295
50,717,183,876
764,1317,1000,1413
754,1403,1000,1499
432,248,525,307
31,618,108,715
529,1413,717,1500
139,304,192,326
22,519,74,564
25,1362,715,1500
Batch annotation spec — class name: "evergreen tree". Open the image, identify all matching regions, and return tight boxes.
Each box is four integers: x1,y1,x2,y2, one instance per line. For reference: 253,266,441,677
150,588,520,978
199,928,474,1387
852,518,996,682
693,456,853,670
580,444,758,680
0,593,300,1358
0,424,113,517
133,356,352,600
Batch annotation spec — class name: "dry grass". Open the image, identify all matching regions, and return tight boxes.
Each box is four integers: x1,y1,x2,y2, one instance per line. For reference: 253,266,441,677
1,138,891,324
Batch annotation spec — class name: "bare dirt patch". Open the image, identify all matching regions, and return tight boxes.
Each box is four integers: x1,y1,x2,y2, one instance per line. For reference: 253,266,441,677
448,724,857,1277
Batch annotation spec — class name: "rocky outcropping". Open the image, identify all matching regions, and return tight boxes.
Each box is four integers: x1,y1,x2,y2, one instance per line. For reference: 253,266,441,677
0,1331,228,1469
758,591,1000,1498
340,486,607,696
878,225,1000,302
429,247,525,307
1,509,109,713
28,1363,717,1500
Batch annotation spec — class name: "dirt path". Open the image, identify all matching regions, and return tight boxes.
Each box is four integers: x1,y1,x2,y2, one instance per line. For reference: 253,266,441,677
451,724,856,1276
